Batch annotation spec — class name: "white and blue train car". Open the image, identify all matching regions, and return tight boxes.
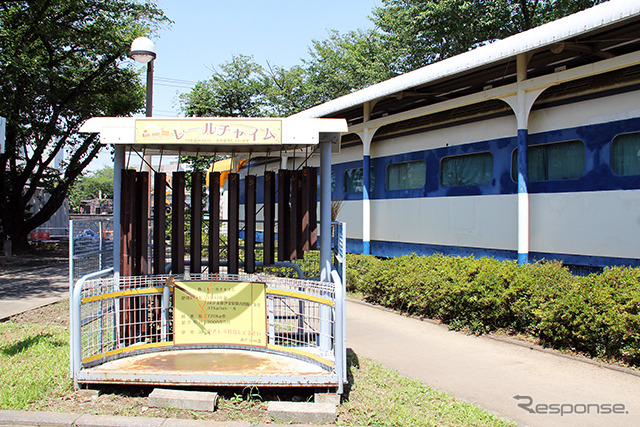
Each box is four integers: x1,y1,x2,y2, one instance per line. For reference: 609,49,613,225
290,0,640,272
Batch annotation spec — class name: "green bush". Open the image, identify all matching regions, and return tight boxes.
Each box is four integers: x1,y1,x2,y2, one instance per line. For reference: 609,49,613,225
347,253,640,366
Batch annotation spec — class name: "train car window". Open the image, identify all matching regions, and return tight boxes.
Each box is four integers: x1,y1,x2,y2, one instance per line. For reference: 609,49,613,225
611,132,640,176
344,167,375,193
385,160,427,191
440,152,493,187
511,140,585,182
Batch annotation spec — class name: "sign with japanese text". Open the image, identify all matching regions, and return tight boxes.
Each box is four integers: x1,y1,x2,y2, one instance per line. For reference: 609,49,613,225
173,281,267,346
135,119,282,145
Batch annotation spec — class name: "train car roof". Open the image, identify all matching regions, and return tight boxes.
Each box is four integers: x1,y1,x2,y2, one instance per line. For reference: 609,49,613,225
291,0,640,129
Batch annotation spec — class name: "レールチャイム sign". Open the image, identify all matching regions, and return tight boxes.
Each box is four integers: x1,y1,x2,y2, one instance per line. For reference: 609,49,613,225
135,118,282,145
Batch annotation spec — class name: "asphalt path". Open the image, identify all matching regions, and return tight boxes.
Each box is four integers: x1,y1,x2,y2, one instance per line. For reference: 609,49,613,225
346,299,640,427
0,261,68,320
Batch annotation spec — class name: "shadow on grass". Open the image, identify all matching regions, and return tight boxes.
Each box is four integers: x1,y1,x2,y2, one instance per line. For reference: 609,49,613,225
1,333,66,356
341,348,359,402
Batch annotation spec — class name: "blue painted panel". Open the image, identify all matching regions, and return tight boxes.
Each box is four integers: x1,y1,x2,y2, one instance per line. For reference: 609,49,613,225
331,117,640,200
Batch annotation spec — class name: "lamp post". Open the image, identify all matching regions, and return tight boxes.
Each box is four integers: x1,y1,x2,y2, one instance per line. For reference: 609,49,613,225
130,36,156,117
130,37,156,174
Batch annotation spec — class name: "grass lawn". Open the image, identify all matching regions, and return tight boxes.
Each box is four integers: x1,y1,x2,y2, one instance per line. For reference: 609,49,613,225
0,300,513,426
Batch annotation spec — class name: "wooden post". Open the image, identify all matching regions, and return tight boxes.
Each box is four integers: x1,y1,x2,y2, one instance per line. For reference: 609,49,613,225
152,172,166,340
306,166,318,250
208,172,220,274
263,171,276,265
289,170,304,260
120,169,136,277
153,173,166,275
228,173,240,275
245,175,256,273
301,167,313,252
277,170,290,262
171,172,185,275
119,169,135,345
134,172,149,338
134,172,149,276
191,171,203,274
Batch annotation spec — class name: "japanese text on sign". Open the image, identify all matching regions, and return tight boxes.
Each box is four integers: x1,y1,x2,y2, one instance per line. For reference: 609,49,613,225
135,119,282,145
173,281,267,346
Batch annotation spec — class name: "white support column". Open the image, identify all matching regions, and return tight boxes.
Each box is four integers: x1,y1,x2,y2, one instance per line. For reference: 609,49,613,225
501,53,547,265
360,101,377,255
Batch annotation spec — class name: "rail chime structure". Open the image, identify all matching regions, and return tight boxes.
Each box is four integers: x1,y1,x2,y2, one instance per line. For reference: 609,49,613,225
117,156,319,344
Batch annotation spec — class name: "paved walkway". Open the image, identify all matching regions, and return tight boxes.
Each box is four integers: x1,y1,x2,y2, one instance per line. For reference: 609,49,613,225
346,299,640,427
0,260,68,320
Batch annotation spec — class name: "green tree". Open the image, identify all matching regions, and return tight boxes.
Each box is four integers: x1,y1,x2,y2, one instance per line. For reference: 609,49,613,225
180,54,272,117
0,0,169,252
372,0,607,72
264,64,316,116
302,29,399,103
69,167,114,211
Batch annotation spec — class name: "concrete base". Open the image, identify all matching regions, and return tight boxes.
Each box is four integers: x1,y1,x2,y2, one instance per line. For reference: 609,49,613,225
267,401,337,424
314,393,341,405
148,389,218,412
0,410,78,426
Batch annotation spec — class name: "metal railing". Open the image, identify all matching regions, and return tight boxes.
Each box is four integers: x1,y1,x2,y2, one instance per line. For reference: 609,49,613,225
69,219,114,285
69,219,348,392
71,272,344,390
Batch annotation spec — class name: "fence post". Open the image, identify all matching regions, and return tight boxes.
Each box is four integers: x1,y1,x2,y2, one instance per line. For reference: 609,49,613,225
331,269,345,394
162,279,171,341
68,220,74,377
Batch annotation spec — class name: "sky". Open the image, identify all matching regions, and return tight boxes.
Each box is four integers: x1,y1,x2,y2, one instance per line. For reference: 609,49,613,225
150,0,382,116
88,0,381,170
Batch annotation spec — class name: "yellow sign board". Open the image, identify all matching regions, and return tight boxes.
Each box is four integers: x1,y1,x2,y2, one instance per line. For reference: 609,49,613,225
135,119,282,145
174,281,267,346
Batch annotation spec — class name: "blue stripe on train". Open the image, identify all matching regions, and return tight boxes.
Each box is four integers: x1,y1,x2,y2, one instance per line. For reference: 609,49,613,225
346,238,640,269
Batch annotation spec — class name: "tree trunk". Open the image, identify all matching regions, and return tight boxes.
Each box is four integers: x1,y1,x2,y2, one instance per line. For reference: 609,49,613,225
7,225,32,254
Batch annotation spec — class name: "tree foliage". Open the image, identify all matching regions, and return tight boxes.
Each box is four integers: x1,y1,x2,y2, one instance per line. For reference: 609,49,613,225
69,167,114,211
0,0,168,251
302,29,399,103
180,55,272,118
372,0,608,72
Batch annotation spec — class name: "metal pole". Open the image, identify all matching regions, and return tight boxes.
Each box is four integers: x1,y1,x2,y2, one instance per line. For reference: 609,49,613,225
68,219,74,377
320,140,332,282
113,145,124,278
332,269,345,394
161,281,170,341
146,60,153,117
113,145,124,346
319,139,332,351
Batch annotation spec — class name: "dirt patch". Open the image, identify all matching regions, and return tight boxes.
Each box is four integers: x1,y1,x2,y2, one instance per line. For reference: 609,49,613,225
9,299,69,327
32,387,270,423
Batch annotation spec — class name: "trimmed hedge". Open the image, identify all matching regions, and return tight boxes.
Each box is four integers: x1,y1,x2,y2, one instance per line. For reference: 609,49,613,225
347,253,640,366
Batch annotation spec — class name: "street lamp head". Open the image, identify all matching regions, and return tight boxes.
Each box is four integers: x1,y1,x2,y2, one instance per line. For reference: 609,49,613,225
130,36,156,63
